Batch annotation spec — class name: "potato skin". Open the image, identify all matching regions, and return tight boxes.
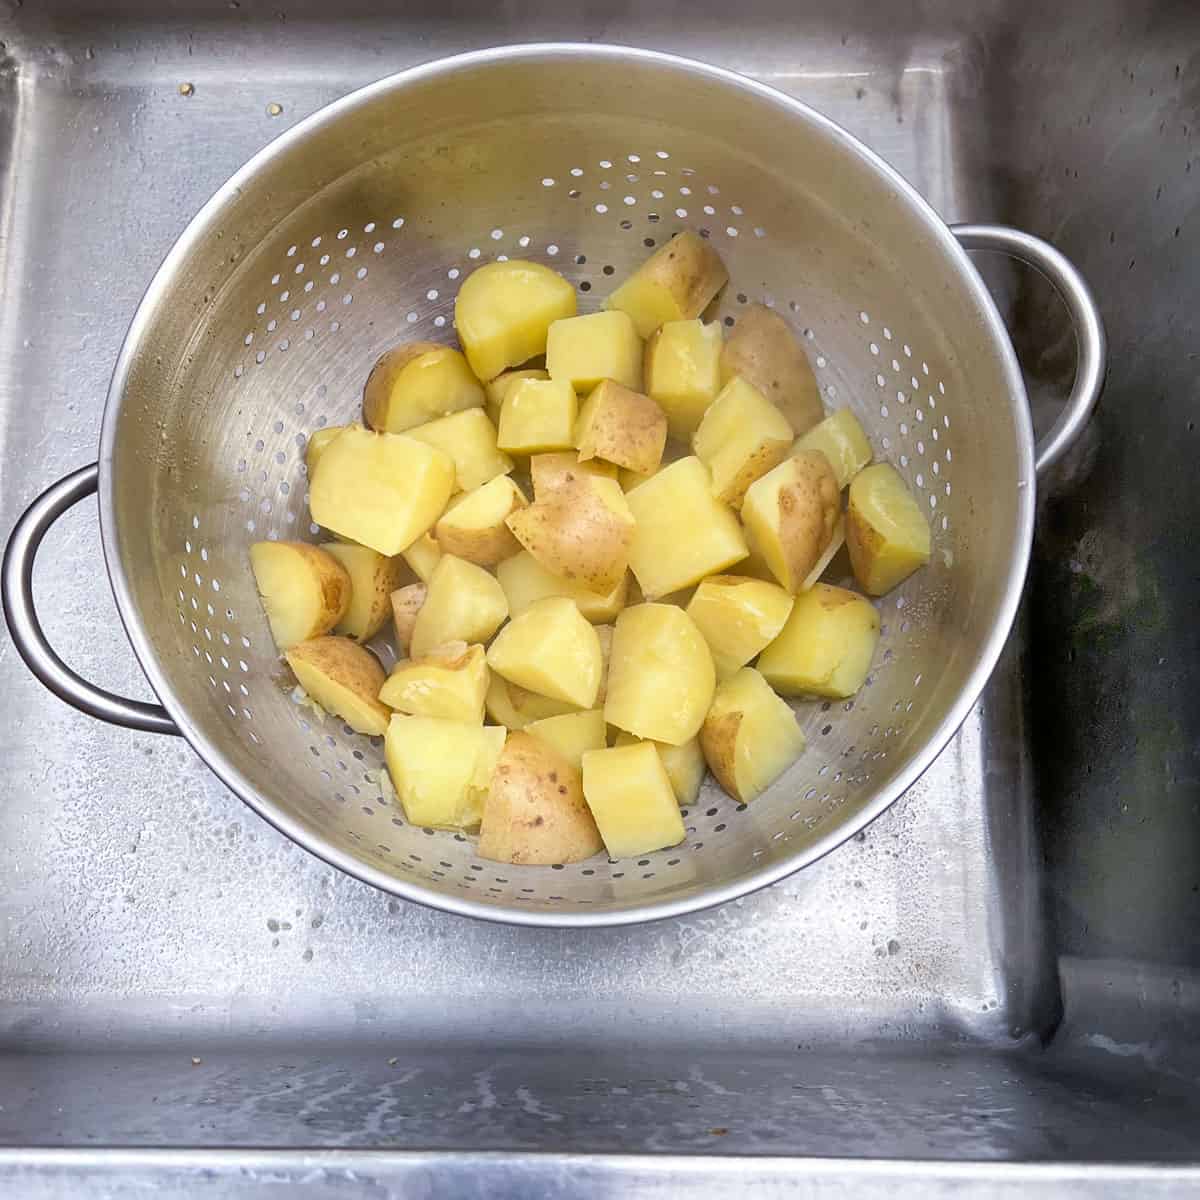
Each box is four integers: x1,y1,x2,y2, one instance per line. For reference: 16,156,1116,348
576,380,668,475
530,452,619,498
390,583,426,656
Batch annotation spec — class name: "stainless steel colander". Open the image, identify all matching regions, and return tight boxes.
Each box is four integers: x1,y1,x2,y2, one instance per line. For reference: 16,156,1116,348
2,44,1104,926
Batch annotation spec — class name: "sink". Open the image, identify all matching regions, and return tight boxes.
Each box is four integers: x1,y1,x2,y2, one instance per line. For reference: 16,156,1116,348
1,0,1198,1192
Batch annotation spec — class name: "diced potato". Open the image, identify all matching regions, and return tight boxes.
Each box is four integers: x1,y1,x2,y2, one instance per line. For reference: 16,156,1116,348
486,596,602,709
485,674,577,730
594,623,614,706
530,451,618,497
685,575,795,679
741,450,840,592
305,425,351,477
485,368,548,425
321,542,407,642
402,531,441,584
613,731,706,807
309,427,455,556
285,636,390,736
250,541,351,650
378,641,489,723
385,715,505,829
757,583,880,698
546,310,643,392
604,603,715,745
390,583,426,655
719,304,823,435
435,476,528,567
497,377,578,454
625,457,748,599
525,709,607,770
406,408,513,493
700,667,806,803
795,408,872,490
846,463,932,595
605,231,729,339
496,551,627,624
409,554,509,657
362,343,484,433
800,517,845,590
643,319,723,439
581,743,686,858
692,375,794,507
619,464,659,491
506,473,634,595
575,379,667,474
454,260,577,382
479,732,603,865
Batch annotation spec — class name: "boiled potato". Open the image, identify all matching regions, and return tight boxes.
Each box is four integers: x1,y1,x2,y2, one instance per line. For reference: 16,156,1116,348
390,582,426,655
486,596,602,709
401,531,441,584
613,731,706,807
741,450,840,592
643,319,723,439
309,427,455,555
454,260,577,381
604,603,715,745
525,708,607,770
305,425,351,477
485,674,577,730
605,231,729,339
409,554,508,657
321,542,407,641
846,463,931,595
719,304,823,435
618,463,659,491
506,473,634,595
801,516,845,590
700,667,806,804
692,375,794,507
385,715,505,829
496,550,627,624
496,377,578,454
594,623,614,705
795,408,872,490
575,379,667,475
757,583,880,698
546,310,642,392
406,407,513,492
379,641,488,723
250,541,351,650
625,456,748,599
435,475,528,566
479,732,603,865
362,343,484,433
285,636,391,736
581,743,686,858
530,451,619,497
685,575,794,679
485,368,548,426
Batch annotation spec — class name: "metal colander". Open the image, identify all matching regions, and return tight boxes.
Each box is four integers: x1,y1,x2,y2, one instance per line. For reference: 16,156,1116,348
2,45,1103,926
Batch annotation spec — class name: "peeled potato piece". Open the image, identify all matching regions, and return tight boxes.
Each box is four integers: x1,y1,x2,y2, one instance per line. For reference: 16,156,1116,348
402,531,441,584
613,731,706,807
322,542,407,642
485,368,548,426
250,541,351,651
846,463,932,595
496,550,627,624
410,554,508,658
390,583,426,656
435,476,528,566
526,709,607,771
795,408,872,490
305,425,352,477
379,641,489,724
497,378,579,454
406,407,513,493
581,743,686,858
487,596,602,709
546,310,643,392
575,379,668,475
485,674,577,730
285,636,391,736
643,319,723,439
685,575,794,680
363,343,484,433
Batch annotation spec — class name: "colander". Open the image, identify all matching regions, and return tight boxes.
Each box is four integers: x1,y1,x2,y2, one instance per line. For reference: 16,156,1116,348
2,44,1104,927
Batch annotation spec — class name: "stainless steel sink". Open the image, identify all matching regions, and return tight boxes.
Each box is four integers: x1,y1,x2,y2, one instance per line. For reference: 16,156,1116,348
1,0,1197,1193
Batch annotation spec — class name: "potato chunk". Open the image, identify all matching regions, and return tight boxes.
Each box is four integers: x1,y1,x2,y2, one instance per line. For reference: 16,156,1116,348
485,674,577,730
401,531,441,584
700,668,806,804
385,715,505,829
525,709,607,770
546,310,643,392
454,260,577,381
285,636,390,736
309,427,455,555
390,583,426,655
479,732,603,865
625,456,748,599
496,377,578,454
643,319,723,439
685,575,794,679
757,583,880,698
305,425,351,477
581,743,686,858
741,450,840,592
321,542,407,642
604,603,715,745
530,451,619,497
795,408,872,490
846,463,931,595
435,476,527,566
409,554,508,658
363,343,484,433
613,731,706,807
575,379,667,475
605,231,729,338
485,368,548,425
486,596,602,709
496,550,627,624
405,407,513,493
250,541,351,650
379,641,489,723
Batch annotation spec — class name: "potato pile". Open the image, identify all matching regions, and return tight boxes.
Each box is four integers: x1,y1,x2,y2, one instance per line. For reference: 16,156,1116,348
249,233,931,866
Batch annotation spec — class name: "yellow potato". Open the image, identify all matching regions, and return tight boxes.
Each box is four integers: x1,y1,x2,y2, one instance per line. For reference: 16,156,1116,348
604,603,715,745
285,636,391,736
800,516,845,590
409,554,509,658
405,407,513,493
605,231,729,339
378,641,488,723
435,476,528,566
525,708,607,770
485,674,577,730
685,575,795,679
795,408,872,490
741,450,840,592
401,531,441,584
362,343,484,433
385,715,505,829
613,731,706,807
643,319,723,439
496,550,627,624
575,379,667,475
250,541,351,651
530,451,619,498
546,310,643,392
321,542,407,642
485,368,548,426
846,463,931,595
309,427,455,556
594,623,614,706
305,425,351,477
486,596,602,709
581,743,686,858
496,377,578,454
454,259,577,381
479,732,603,865
618,463,659,491
692,375,794,507
700,667,806,804
625,456,748,599
720,304,823,435
390,582,426,655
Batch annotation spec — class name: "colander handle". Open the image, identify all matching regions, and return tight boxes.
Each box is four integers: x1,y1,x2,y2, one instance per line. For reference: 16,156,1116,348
951,224,1106,476
2,463,179,735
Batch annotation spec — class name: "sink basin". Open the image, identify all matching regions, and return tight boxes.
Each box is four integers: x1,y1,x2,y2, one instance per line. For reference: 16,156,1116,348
1,0,1198,1192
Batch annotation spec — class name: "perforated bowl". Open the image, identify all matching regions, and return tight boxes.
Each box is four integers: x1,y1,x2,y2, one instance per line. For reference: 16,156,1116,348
3,45,1104,926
